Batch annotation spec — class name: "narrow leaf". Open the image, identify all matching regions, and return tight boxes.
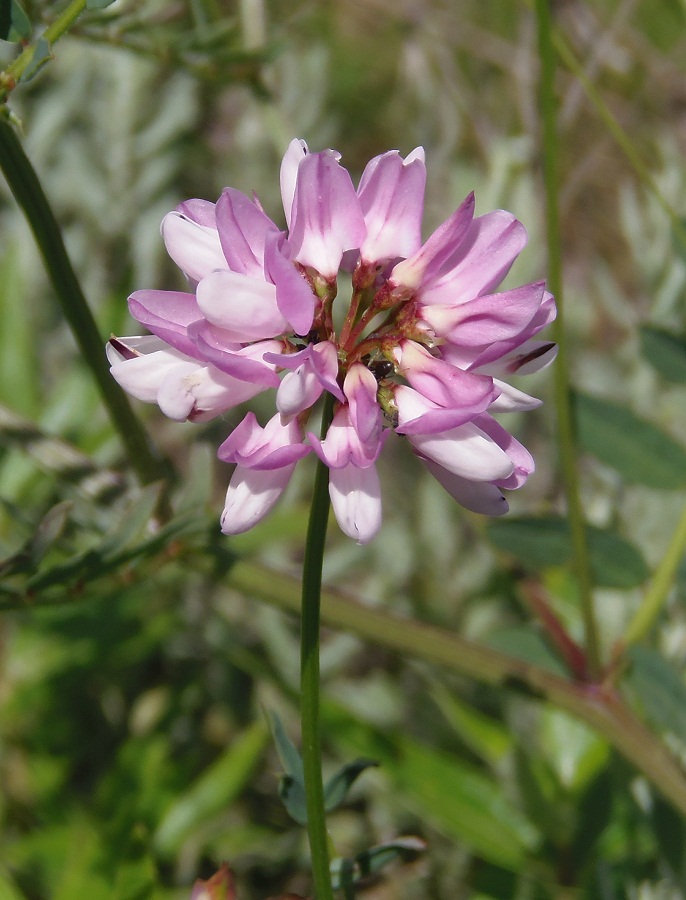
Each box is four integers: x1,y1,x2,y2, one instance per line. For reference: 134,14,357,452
6,0,31,41
355,836,426,878
268,711,304,781
277,774,308,826
574,392,686,488
486,516,650,588
640,326,686,384
324,758,378,812
20,37,51,82
154,720,269,855
626,646,686,743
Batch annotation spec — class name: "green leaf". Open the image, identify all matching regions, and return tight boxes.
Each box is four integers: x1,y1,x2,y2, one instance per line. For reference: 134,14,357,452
324,758,378,812
324,705,540,869
486,516,650,588
640,326,686,384
269,712,308,825
278,774,308,826
626,645,686,744
0,869,28,900
397,738,540,868
573,392,686,488
569,770,613,871
431,683,512,765
650,795,686,876
331,837,427,889
268,711,304,782
355,836,426,877
485,627,568,677
154,720,269,855
29,501,71,565
86,0,119,7
0,1,10,40
20,37,51,82
3,0,31,41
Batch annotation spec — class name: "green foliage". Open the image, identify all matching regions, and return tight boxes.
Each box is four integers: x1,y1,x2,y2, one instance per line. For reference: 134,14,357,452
486,516,650,588
626,646,686,743
640,326,686,384
573,392,686,488
1,0,30,42
2,0,686,897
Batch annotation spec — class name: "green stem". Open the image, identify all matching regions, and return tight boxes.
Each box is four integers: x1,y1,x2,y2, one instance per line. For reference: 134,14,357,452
551,32,686,256
301,393,336,900
622,501,686,647
535,0,601,679
227,559,686,817
0,0,88,102
0,116,168,489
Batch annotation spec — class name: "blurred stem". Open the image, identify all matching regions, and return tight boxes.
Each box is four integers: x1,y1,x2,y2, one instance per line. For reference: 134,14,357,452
535,0,601,680
228,560,686,817
621,502,686,647
300,393,336,900
0,0,88,102
0,116,168,490
551,32,686,255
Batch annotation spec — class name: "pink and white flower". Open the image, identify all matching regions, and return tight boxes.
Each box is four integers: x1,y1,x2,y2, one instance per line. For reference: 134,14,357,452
109,140,555,542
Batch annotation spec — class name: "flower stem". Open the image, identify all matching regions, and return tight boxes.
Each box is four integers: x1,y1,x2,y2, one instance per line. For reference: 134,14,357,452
0,115,169,490
301,392,336,900
228,559,686,817
534,0,601,680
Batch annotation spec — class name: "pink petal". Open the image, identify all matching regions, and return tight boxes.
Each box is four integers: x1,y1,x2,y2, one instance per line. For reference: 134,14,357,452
195,270,288,341
188,323,281,386
343,364,383,445
420,282,545,346
217,412,310,469
220,465,296,535
264,235,317,335
215,188,281,277
329,463,382,543
420,210,528,306
474,415,534,489
288,151,367,278
358,148,426,264
276,364,324,418
175,198,217,228
128,289,203,358
308,402,387,469
488,380,542,412
405,420,515,481
397,340,496,413
486,340,558,376
390,193,475,290
280,138,308,228
161,211,226,283
109,345,198,405
422,459,509,515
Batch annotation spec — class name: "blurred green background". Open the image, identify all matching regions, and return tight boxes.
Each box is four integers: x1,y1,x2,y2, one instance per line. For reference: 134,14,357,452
1,0,686,897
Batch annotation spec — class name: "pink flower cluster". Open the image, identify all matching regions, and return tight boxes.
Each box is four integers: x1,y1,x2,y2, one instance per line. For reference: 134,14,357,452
108,140,556,543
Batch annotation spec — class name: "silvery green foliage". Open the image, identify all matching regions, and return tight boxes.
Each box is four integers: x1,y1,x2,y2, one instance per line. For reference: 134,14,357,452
16,43,199,299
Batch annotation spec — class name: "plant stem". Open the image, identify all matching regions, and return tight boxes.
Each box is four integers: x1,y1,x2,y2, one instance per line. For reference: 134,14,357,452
621,501,686,648
300,393,336,900
534,0,601,679
550,31,686,256
0,116,168,489
227,559,686,817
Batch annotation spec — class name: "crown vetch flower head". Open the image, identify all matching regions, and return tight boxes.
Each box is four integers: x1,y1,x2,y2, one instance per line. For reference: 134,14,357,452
109,140,556,542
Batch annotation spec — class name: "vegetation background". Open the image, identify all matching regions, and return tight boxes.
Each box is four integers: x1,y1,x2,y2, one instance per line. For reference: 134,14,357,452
1,0,686,897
